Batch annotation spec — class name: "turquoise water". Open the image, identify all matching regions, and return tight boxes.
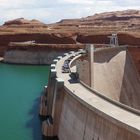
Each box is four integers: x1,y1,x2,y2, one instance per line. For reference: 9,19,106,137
0,63,50,140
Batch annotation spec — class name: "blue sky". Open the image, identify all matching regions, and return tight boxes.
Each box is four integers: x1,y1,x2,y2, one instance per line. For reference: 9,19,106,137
0,0,139,25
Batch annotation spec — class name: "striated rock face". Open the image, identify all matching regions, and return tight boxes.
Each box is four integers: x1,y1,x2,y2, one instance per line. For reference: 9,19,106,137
0,33,76,46
3,18,45,26
54,10,140,34
0,10,140,56
81,10,140,25
58,10,140,30
4,50,67,64
3,44,84,64
52,9,140,46
76,33,140,46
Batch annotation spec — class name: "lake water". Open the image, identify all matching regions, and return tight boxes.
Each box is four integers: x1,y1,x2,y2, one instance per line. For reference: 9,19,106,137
0,63,50,140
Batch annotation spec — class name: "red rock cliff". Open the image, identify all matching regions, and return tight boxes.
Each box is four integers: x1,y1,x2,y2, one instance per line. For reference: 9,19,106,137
0,10,140,56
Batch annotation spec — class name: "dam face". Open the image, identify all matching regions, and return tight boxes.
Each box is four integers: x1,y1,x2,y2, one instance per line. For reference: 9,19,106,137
0,63,50,140
40,46,140,140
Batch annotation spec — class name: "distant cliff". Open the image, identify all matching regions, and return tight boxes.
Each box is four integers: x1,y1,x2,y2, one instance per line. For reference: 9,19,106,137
3,44,84,64
4,50,64,64
0,9,140,56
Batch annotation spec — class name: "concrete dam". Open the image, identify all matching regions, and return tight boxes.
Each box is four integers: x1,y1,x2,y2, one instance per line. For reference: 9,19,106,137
39,45,140,140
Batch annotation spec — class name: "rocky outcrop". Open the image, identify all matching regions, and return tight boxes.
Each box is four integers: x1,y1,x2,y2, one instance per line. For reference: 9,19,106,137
0,10,140,57
0,33,76,46
3,18,45,26
0,33,139,48
76,33,140,46
0,46,6,56
76,34,109,44
4,50,66,64
3,44,83,64
54,10,140,33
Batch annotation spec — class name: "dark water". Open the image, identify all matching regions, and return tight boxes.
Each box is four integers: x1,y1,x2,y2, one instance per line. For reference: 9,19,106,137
0,63,50,140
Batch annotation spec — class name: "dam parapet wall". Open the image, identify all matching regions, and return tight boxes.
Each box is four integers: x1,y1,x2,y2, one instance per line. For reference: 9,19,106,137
39,45,140,140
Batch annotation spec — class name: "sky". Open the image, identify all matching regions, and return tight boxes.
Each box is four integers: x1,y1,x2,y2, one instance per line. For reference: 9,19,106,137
0,0,139,25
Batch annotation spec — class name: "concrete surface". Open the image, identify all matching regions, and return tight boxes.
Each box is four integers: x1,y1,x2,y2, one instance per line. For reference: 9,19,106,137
55,50,140,140
94,47,140,110
41,47,140,140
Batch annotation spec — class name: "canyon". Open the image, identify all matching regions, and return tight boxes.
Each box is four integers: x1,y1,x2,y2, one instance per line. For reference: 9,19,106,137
0,9,139,64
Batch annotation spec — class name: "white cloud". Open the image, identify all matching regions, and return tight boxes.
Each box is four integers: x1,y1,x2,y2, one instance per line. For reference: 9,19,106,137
0,0,35,8
59,0,93,4
0,8,50,21
0,0,139,25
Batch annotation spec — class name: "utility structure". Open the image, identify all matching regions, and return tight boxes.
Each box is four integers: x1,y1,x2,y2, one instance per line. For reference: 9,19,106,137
108,34,119,47
86,44,94,88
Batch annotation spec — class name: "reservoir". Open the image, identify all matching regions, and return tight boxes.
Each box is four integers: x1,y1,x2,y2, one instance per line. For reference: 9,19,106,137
0,63,50,140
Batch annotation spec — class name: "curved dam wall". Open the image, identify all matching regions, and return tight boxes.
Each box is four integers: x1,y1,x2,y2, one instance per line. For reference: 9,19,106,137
93,47,140,110
57,91,139,140
39,49,140,140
